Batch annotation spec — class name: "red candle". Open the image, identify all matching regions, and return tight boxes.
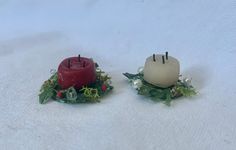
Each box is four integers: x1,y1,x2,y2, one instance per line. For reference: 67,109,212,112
58,56,96,90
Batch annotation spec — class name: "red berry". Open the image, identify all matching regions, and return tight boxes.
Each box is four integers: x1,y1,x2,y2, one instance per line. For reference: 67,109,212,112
57,91,63,98
101,84,107,92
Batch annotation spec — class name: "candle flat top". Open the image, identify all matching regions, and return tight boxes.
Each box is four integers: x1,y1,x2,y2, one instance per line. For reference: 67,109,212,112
147,54,179,65
59,57,94,71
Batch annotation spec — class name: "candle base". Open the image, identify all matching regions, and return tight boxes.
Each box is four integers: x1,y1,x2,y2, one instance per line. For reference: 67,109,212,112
123,69,196,106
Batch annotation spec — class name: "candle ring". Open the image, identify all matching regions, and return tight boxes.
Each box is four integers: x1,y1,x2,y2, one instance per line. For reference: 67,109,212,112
123,70,196,105
123,53,196,106
39,56,113,104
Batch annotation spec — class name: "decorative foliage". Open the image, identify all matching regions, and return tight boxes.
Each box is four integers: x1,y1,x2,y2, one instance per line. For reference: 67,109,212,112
80,87,100,99
39,64,113,104
39,73,58,104
123,70,196,106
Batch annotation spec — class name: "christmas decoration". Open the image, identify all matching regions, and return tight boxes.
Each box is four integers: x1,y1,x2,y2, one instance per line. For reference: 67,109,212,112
124,52,197,105
39,56,113,104
123,67,196,106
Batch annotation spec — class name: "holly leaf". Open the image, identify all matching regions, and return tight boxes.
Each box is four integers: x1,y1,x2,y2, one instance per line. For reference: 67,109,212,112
39,88,55,104
123,73,141,80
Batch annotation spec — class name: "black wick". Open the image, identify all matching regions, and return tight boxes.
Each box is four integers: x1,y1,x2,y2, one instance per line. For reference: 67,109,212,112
78,54,81,62
153,54,156,62
162,56,165,64
68,59,71,68
165,52,168,60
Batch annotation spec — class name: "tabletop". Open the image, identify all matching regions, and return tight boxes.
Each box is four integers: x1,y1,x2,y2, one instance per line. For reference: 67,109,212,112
0,0,236,150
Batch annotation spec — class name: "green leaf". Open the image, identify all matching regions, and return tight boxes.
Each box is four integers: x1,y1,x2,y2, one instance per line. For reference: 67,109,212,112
123,73,141,80
39,88,55,104
149,89,164,98
175,84,197,97
164,89,172,106
39,73,58,104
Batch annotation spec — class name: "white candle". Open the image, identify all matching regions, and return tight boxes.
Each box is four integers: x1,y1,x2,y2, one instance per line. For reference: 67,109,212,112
143,54,180,88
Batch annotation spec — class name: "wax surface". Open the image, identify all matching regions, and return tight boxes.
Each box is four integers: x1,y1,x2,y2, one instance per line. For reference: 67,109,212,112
143,54,180,88
58,57,96,89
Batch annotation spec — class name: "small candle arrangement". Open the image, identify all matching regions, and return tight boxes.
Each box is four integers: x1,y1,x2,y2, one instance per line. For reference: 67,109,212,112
39,55,113,104
123,52,196,105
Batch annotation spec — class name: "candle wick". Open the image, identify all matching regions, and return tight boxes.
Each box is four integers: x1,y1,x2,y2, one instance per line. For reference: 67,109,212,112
68,59,71,68
153,54,156,62
78,54,81,62
83,61,86,67
165,52,168,60
162,56,165,64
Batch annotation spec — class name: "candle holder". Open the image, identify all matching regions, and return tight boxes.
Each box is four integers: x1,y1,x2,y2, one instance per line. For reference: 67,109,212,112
39,56,113,104
123,53,196,106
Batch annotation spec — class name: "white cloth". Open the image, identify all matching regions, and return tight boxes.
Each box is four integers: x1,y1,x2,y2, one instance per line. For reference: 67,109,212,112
0,0,236,150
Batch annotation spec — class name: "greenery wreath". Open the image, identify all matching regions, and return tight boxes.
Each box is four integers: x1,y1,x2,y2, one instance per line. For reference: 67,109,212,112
123,68,196,105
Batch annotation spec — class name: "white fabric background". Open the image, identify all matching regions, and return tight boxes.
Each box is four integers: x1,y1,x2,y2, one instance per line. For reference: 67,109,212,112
0,0,236,150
